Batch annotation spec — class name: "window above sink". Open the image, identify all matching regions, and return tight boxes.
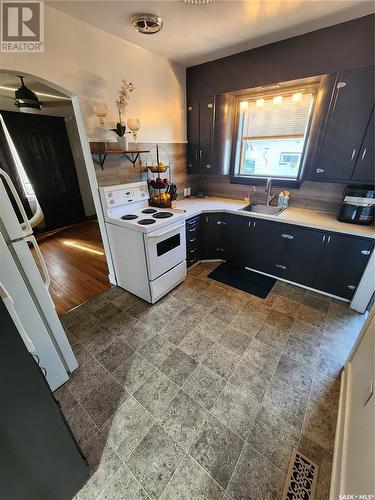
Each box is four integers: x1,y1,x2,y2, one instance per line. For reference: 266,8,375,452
231,76,319,187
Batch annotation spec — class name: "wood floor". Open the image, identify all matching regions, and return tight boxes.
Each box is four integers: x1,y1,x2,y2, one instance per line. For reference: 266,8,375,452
36,221,111,316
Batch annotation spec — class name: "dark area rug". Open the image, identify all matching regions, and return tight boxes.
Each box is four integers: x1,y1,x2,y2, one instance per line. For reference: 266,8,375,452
207,263,276,299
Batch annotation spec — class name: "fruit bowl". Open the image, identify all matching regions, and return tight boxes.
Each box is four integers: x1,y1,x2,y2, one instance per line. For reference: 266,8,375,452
148,178,169,190
148,164,168,173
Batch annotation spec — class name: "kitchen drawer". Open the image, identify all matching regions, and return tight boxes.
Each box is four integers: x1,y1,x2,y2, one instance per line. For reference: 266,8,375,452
186,215,201,227
187,242,200,260
186,221,201,234
187,229,200,247
187,253,200,267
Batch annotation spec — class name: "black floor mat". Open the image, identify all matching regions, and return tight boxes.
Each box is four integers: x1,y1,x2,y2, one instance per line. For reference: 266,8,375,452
207,263,276,299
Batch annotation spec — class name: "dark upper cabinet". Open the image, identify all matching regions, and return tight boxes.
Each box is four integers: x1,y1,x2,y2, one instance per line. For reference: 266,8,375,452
222,214,252,266
186,94,235,176
247,220,288,278
309,66,374,183
202,213,224,259
186,99,200,174
282,226,325,286
351,109,374,184
313,234,374,299
199,97,214,172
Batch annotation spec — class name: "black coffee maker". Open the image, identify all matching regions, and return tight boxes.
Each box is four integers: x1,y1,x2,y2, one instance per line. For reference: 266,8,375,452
338,185,375,225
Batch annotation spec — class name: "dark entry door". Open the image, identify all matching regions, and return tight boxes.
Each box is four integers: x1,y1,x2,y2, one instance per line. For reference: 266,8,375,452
2,111,85,230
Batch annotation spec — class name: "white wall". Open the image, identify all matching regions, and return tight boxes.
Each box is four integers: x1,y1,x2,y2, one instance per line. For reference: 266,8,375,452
0,5,186,143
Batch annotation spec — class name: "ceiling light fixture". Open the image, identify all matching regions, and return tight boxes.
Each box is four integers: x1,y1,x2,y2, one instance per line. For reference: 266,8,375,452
239,100,249,112
255,98,265,108
292,92,303,102
273,95,283,106
15,76,42,113
130,14,163,34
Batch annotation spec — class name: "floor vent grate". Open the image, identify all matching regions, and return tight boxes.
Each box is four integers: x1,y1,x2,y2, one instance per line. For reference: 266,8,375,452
281,448,319,500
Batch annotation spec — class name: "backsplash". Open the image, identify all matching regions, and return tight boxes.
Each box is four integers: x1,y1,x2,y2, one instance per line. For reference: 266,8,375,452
92,144,345,213
91,142,187,199
190,175,346,213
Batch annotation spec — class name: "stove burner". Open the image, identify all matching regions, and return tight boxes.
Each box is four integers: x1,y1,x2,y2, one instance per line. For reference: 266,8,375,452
138,219,156,225
121,214,138,220
142,208,157,214
153,212,173,219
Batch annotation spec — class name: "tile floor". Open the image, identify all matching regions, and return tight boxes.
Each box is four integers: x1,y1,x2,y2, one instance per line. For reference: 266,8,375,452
56,262,366,500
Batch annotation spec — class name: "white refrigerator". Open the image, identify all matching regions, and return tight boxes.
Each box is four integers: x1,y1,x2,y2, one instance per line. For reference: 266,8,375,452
0,115,77,391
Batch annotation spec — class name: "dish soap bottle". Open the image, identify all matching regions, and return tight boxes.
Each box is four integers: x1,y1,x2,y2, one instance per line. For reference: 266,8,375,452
282,190,290,208
277,191,285,208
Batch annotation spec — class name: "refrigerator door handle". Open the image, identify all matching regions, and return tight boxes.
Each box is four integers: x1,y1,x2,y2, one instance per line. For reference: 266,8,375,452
0,167,32,236
26,235,51,289
0,282,35,352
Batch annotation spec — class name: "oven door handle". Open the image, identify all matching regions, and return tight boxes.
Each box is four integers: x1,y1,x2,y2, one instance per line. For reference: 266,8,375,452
147,223,185,239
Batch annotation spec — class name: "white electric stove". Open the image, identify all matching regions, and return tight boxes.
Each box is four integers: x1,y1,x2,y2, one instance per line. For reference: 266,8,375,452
100,182,187,303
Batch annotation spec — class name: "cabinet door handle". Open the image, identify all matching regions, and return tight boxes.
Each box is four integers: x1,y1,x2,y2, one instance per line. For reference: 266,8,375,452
327,235,331,244
199,150,203,159
347,285,356,290
253,221,256,229
322,235,326,244
275,264,287,270
188,227,197,232
248,221,252,228
207,103,214,109
194,150,198,159
350,148,357,161
281,234,293,240
206,164,212,169
361,148,367,160
361,250,371,255
189,237,197,243
188,106,192,111
316,168,325,174
217,221,222,225
189,248,197,254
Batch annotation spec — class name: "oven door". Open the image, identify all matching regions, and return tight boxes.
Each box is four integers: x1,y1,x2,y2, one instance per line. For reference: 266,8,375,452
144,222,186,281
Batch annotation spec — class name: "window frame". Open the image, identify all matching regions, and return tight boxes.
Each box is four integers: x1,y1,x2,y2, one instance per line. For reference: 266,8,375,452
230,88,317,188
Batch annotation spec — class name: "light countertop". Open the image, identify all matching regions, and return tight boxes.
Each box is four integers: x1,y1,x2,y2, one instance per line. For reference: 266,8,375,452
174,196,375,239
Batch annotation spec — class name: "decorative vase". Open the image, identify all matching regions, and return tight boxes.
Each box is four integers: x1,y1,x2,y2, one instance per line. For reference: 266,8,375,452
117,135,128,150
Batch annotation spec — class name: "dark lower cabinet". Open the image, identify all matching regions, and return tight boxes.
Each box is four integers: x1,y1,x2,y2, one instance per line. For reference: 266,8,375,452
283,226,325,286
247,220,288,277
313,233,374,299
198,212,373,300
202,213,224,260
222,214,252,266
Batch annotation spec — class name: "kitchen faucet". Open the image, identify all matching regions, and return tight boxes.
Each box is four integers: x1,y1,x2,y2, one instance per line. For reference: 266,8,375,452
265,178,277,206
246,185,256,202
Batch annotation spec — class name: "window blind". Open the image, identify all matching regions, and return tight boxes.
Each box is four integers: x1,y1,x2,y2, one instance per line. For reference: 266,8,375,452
242,93,314,139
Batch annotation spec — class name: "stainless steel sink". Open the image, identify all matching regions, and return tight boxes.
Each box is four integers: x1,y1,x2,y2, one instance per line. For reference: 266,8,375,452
240,204,285,216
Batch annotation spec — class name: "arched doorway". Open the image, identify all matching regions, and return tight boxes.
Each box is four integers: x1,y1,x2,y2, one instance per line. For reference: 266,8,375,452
0,69,116,314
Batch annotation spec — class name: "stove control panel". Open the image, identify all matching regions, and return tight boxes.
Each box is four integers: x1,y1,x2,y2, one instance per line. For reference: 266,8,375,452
100,182,149,209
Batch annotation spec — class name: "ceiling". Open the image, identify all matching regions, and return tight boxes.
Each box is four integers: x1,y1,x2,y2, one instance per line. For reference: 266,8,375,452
0,72,70,105
48,1,374,66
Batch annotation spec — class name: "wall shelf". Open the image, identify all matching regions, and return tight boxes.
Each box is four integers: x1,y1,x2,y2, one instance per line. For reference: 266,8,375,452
91,147,150,169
